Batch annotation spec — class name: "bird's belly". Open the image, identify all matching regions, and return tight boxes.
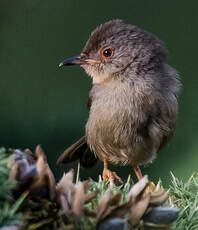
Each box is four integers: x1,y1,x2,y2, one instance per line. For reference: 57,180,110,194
86,106,156,166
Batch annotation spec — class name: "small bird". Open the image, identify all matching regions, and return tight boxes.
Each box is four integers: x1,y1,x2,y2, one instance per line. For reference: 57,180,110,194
58,19,181,182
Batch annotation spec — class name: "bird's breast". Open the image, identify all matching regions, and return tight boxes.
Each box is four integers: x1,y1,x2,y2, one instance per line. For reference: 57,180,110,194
85,81,156,165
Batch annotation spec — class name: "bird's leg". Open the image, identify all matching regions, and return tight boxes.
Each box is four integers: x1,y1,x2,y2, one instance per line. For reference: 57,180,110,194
133,165,143,180
102,158,123,184
133,165,155,191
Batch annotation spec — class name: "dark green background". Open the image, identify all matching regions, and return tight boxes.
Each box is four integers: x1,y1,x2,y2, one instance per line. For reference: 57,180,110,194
0,0,197,186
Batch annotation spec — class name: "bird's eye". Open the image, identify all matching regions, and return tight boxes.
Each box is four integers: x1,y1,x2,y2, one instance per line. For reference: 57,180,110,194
101,47,114,58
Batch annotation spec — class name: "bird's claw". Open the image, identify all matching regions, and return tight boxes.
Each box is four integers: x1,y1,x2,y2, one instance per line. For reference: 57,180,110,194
102,168,123,184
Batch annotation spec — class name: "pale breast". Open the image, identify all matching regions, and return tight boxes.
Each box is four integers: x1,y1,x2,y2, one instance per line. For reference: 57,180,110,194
85,81,158,166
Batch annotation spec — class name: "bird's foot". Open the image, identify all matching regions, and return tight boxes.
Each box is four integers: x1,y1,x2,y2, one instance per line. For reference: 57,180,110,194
102,168,123,184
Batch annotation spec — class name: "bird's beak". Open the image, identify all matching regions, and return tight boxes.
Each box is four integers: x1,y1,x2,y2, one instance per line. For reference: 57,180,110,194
59,55,101,67
59,56,85,67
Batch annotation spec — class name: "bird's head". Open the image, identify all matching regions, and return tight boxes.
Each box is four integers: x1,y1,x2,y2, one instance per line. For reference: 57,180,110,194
59,19,166,84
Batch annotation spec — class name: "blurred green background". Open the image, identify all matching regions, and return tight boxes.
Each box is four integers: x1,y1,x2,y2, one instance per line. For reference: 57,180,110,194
0,0,197,186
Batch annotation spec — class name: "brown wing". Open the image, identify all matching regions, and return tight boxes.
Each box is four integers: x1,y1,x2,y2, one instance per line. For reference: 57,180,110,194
157,131,174,153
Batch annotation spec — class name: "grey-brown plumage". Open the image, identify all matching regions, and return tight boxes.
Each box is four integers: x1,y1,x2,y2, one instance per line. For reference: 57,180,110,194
58,19,181,179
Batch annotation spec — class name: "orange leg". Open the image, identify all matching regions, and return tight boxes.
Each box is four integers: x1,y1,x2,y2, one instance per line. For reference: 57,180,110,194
102,158,123,184
133,165,143,180
134,165,156,191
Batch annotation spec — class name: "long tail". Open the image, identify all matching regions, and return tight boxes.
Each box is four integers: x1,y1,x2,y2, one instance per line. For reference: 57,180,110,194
57,136,97,168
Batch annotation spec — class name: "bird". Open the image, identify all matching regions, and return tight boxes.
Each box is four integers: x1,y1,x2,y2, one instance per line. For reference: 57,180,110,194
57,19,181,183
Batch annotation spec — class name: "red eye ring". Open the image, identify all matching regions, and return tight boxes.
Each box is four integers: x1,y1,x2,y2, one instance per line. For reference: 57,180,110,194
101,47,114,59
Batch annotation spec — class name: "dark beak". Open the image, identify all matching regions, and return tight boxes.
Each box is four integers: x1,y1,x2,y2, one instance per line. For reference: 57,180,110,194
59,55,85,67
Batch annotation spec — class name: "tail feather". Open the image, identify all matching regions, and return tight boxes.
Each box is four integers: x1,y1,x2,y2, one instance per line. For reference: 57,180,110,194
57,136,97,168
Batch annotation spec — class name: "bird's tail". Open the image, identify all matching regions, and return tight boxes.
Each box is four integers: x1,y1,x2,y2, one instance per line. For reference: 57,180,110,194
57,136,97,168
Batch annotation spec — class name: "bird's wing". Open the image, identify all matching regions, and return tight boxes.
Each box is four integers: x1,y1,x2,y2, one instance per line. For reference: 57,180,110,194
157,93,178,153
157,131,174,153
57,136,97,168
